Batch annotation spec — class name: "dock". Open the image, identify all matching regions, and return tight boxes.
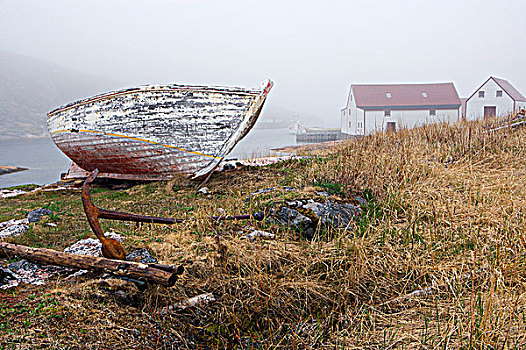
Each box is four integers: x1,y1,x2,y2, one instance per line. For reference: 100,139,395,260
296,128,352,143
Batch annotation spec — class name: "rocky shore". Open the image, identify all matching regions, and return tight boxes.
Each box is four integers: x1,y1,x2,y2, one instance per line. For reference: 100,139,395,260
0,165,27,176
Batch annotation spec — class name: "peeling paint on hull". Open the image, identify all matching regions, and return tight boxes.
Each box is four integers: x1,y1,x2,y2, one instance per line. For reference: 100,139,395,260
47,80,273,179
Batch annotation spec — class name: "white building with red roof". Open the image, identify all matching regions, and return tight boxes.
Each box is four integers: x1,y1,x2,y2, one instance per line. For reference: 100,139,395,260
341,82,461,136
464,77,526,120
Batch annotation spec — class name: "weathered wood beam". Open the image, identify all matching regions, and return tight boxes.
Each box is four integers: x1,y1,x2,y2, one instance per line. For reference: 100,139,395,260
0,242,180,286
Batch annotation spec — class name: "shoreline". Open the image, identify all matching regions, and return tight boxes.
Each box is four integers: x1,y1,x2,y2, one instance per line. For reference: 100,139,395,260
0,165,28,176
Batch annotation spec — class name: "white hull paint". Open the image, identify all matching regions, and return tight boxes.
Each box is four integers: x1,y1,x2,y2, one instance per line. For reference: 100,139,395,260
47,80,273,179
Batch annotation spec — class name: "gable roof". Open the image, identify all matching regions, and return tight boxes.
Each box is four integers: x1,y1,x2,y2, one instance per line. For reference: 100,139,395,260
466,77,526,102
492,77,526,102
351,83,461,110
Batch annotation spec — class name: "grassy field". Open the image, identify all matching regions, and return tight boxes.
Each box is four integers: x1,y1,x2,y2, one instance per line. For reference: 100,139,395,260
1,119,526,349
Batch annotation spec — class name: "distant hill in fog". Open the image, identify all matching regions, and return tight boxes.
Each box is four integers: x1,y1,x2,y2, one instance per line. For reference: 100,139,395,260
0,51,119,139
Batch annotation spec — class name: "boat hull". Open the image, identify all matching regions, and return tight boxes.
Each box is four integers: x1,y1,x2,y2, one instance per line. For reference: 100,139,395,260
47,80,273,179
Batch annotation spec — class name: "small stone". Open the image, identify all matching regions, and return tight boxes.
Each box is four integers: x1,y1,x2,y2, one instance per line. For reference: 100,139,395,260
0,218,29,229
197,187,209,194
64,238,102,256
6,259,68,287
64,233,123,257
251,187,275,196
126,248,157,264
354,196,368,206
242,230,276,240
161,293,216,314
26,208,53,223
0,267,17,282
0,189,27,199
0,223,29,238
222,163,236,171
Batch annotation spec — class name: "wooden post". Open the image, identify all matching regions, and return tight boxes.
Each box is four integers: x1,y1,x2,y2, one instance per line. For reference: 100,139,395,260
0,242,180,286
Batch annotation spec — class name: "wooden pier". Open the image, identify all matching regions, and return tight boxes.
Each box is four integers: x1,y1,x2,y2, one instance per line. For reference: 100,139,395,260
296,128,352,143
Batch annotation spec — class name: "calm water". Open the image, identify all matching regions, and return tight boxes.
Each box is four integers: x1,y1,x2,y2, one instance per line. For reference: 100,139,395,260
0,128,296,188
0,137,70,189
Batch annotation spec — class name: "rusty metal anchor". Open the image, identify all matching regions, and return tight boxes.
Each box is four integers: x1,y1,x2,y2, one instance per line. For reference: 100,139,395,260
82,169,264,259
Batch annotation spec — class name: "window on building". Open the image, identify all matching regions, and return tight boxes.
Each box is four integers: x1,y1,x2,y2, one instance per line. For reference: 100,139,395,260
348,121,352,128
479,91,485,98
429,109,436,116
343,110,346,116
422,92,427,98
386,92,392,99
496,90,503,97
384,110,391,116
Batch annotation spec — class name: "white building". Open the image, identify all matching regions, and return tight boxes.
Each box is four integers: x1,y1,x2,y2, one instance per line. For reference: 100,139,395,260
341,83,461,136
464,77,526,120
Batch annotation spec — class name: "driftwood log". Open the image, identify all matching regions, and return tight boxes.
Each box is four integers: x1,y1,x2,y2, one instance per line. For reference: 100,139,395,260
0,242,181,286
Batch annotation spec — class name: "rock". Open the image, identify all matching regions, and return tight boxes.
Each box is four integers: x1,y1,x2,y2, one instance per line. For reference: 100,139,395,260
0,233,128,289
0,219,29,238
0,189,27,199
0,218,29,229
303,201,360,230
8,259,39,272
222,163,236,171
26,208,53,223
0,266,19,289
252,187,275,195
161,293,216,314
5,259,69,287
354,196,368,206
271,200,361,239
272,207,314,239
286,200,304,208
126,248,157,264
64,233,123,257
64,238,103,256
197,187,209,194
241,230,276,240
0,267,17,283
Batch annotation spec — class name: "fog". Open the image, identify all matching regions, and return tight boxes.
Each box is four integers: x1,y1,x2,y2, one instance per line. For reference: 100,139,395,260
1,0,525,126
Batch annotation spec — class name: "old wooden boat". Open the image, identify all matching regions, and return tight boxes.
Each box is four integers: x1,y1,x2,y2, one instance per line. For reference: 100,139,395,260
47,79,273,180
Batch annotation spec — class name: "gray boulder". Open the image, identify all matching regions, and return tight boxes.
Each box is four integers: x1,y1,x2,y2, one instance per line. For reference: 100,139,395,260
271,200,360,239
272,206,315,239
26,208,53,223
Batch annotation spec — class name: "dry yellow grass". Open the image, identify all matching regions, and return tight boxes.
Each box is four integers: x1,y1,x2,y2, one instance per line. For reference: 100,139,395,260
1,119,526,349
294,120,526,348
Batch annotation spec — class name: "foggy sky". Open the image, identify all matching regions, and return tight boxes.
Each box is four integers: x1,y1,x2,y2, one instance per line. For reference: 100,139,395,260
1,0,525,126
